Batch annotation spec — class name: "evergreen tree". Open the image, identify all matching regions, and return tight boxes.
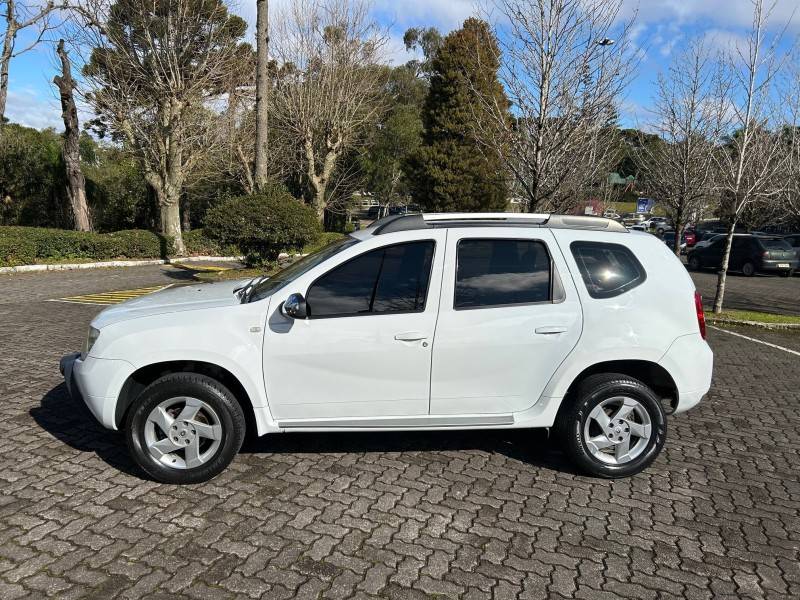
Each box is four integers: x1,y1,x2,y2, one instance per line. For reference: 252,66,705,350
408,18,509,212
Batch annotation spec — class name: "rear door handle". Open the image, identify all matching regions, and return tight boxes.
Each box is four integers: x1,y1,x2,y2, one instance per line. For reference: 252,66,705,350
394,332,427,342
535,326,568,335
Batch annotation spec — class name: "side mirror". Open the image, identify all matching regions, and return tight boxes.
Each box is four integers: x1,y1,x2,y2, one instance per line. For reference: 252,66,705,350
281,293,308,319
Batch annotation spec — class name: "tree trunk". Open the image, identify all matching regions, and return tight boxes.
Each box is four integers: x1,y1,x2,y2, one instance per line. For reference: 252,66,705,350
54,40,92,231
673,222,683,256
159,190,184,255
712,219,737,314
253,0,270,190
147,173,185,256
0,18,16,125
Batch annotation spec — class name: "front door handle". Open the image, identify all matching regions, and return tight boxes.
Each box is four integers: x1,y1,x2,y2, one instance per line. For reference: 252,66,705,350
535,326,568,335
394,332,427,342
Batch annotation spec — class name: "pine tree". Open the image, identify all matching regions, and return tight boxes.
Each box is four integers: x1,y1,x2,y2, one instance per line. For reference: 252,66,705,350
408,18,509,212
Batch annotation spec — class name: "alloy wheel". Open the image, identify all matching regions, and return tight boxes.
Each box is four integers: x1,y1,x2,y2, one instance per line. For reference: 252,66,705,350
582,396,652,465
144,397,223,469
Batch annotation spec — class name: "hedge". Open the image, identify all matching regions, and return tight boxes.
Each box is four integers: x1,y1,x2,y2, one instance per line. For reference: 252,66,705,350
0,226,346,268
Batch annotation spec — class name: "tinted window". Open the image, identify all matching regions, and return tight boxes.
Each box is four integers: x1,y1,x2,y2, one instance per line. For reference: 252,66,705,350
306,241,434,318
570,241,646,299
455,239,551,309
761,238,793,250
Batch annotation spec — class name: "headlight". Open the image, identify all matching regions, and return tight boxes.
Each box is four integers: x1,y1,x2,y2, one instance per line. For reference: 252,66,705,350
85,326,100,355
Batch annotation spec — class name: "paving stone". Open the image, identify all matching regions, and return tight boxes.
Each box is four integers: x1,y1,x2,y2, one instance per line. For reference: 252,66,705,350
1,265,798,599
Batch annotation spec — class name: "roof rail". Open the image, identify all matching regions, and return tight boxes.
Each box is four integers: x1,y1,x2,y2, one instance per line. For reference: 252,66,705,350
367,212,627,235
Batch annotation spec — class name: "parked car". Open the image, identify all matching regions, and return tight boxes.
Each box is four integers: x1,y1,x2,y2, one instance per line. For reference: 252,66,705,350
782,234,800,271
662,231,687,253
642,216,671,234
61,213,713,484
693,232,724,250
687,234,797,276
603,210,621,220
622,212,646,227
683,228,697,247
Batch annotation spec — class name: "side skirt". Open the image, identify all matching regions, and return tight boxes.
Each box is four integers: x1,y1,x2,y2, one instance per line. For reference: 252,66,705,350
277,413,515,430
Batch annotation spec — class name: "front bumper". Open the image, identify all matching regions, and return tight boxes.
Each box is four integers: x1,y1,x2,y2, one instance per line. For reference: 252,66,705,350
60,352,136,430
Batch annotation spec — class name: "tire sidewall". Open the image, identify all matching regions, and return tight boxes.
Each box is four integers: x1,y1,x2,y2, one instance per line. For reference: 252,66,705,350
688,255,700,271
742,262,755,276
126,375,244,484
566,379,666,478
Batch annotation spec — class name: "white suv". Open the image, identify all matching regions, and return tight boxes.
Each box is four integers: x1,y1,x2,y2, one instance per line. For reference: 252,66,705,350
61,213,713,484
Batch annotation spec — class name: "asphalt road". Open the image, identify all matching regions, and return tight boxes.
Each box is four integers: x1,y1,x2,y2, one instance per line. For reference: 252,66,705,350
689,268,800,316
1,265,799,599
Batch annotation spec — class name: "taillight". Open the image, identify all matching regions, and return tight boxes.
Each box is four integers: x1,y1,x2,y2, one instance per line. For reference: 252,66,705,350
694,291,706,340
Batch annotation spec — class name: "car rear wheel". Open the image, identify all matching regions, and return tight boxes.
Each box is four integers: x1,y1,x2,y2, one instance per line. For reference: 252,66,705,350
687,255,701,271
555,373,666,478
741,261,756,277
125,373,245,484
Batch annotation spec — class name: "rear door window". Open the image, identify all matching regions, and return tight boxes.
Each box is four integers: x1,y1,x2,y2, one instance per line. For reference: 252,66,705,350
570,241,646,299
455,239,552,309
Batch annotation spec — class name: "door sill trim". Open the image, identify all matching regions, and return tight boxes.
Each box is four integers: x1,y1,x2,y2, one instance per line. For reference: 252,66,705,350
277,414,515,429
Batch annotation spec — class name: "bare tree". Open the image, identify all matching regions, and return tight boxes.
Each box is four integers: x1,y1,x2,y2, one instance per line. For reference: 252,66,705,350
1,0,67,123
637,41,728,255
53,38,91,231
712,0,792,313
76,0,248,254
779,50,800,223
271,0,387,220
253,0,270,189
476,0,638,213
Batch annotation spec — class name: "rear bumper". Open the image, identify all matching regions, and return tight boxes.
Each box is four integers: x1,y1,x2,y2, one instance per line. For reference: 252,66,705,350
60,352,135,430
759,259,798,272
659,334,713,414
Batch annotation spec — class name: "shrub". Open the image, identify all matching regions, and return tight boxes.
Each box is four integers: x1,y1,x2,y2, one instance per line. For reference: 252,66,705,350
204,185,321,266
0,226,172,267
181,228,241,257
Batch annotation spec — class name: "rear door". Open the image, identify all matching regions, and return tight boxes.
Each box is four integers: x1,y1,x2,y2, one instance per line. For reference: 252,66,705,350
429,228,581,415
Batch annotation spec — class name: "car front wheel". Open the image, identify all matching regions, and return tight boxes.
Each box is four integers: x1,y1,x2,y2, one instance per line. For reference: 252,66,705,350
125,373,246,484
556,373,666,478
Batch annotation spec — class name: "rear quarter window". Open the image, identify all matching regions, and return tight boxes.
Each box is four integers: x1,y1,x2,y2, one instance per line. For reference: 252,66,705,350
570,241,646,299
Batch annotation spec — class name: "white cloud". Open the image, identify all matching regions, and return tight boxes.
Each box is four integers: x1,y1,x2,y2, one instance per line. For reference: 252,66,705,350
5,88,63,131
621,0,800,31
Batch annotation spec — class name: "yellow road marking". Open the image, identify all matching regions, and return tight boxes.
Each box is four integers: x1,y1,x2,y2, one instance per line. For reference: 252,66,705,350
51,285,171,306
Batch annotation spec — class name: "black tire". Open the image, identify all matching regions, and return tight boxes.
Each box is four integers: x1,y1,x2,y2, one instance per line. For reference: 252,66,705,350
741,261,755,277
125,373,246,484
687,255,701,271
555,373,666,478
780,270,793,277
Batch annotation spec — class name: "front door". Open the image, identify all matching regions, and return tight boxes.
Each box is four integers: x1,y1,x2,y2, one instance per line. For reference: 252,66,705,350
429,229,582,415
263,233,447,421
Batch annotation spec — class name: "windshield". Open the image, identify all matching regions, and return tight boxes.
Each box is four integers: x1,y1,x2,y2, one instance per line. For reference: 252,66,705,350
248,236,360,302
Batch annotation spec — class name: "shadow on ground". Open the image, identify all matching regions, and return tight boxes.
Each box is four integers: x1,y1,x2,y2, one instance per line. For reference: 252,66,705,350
30,384,142,478
31,384,580,481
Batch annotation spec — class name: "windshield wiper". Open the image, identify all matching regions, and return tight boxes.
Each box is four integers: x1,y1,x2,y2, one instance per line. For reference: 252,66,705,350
234,275,267,304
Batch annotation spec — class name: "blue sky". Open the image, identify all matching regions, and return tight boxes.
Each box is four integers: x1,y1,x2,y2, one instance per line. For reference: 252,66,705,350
4,0,799,131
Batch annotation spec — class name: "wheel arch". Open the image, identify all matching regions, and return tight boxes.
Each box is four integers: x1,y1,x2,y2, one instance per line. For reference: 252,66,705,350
559,359,679,416
116,360,258,435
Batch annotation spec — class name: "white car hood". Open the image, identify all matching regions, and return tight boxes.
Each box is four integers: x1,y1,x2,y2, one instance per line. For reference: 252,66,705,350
92,279,252,328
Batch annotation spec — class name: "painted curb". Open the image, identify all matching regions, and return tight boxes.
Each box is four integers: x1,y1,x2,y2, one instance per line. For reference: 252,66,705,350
706,318,800,330
0,256,244,274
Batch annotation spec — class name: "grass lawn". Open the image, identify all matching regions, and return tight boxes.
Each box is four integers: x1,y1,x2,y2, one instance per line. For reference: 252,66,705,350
705,309,800,325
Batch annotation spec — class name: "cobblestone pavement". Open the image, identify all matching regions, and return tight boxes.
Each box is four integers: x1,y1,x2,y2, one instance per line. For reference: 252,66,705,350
1,266,799,600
